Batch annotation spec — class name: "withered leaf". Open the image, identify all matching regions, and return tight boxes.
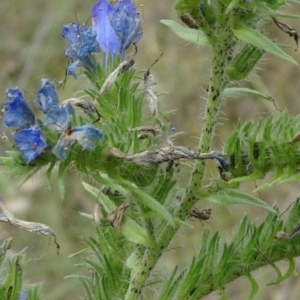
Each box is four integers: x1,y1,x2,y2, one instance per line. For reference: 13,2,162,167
189,207,212,221
273,17,299,50
99,59,134,95
94,203,104,225
108,200,131,232
0,201,60,254
274,223,300,240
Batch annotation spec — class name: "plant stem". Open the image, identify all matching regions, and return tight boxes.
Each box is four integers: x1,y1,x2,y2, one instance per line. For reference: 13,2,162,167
124,25,234,300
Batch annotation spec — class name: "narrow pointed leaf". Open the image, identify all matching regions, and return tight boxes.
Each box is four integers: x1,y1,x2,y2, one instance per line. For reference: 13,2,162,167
58,161,67,199
274,11,300,19
205,189,277,214
160,19,211,46
226,0,240,14
223,88,273,101
246,272,259,300
232,24,298,65
268,257,295,285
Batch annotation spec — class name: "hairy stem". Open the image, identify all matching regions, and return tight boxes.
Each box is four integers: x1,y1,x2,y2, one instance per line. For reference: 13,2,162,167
125,24,234,299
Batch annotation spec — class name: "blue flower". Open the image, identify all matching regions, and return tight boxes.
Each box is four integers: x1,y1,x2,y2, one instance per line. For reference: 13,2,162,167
13,126,49,163
92,0,142,58
62,22,100,78
34,79,74,131
43,104,74,132
52,124,103,160
18,291,28,300
34,78,59,113
3,88,35,130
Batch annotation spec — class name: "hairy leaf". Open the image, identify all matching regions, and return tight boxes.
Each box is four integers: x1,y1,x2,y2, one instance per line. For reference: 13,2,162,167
232,24,298,65
160,19,211,46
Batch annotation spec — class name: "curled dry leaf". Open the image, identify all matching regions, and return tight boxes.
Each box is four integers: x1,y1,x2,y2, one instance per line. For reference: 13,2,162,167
274,223,300,240
62,98,101,122
99,59,134,95
288,132,300,145
144,70,158,117
62,98,97,115
94,203,104,225
0,201,60,254
108,200,131,231
189,207,212,221
110,145,229,170
272,17,299,50
129,126,161,139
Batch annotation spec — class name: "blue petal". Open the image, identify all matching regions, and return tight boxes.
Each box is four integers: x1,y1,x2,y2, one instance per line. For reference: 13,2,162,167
66,60,81,79
13,126,48,163
52,125,103,160
18,291,28,300
72,124,103,150
43,104,74,132
92,0,120,55
52,131,76,160
62,22,100,75
34,79,59,113
62,22,100,57
3,88,35,129
109,0,142,57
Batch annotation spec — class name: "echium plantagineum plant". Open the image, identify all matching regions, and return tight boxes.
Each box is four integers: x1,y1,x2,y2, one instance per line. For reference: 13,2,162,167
2,0,300,299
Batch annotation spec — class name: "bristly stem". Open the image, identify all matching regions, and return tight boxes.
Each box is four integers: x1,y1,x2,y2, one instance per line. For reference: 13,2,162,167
124,23,235,299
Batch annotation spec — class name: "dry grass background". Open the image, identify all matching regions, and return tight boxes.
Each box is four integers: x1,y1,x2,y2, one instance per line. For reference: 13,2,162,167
1,1,300,299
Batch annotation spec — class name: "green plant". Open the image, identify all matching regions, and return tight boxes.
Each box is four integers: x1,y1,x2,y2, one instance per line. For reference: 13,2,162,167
1,0,300,299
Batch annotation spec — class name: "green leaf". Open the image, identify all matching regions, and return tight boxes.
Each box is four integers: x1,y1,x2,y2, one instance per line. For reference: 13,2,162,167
160,19,211,46
268,257,295,285
226,0,240,14
121,215,155,248
78,212,94,219
115,175,175,226
274,11,300,19
69,247,91,258
58,161,68,199
83,182,155,247
223,88,273,101
246,272,259,300
175,0,200,12
205,189,277,214
232,24,298,65
218,288,228,300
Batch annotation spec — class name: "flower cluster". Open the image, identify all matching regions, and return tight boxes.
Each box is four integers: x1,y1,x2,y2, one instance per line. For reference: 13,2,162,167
62,0,142,77
3,0,141,162
62,23,100,78
92,0,142,58
3,79,102,162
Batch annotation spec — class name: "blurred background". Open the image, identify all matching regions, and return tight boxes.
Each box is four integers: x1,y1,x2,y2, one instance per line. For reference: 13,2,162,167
1,0,300,299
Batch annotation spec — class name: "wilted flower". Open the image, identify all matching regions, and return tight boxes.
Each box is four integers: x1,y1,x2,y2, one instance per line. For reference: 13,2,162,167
13,126,49,163
92,0,142,58
52,124,103,160
3,88,35,129
62,22,100,78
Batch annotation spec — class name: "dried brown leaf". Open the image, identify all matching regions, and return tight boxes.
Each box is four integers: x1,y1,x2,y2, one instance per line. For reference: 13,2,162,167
108,200,131,231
